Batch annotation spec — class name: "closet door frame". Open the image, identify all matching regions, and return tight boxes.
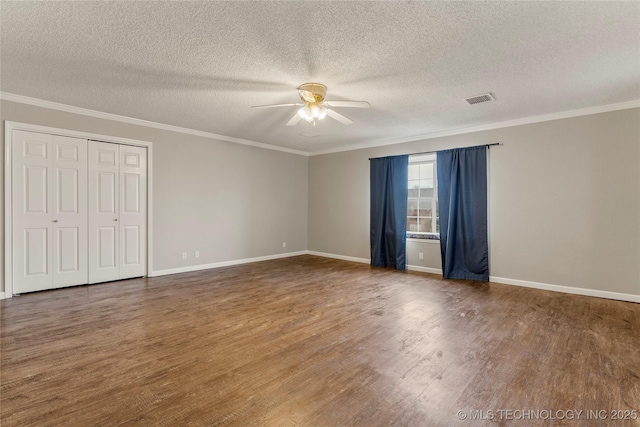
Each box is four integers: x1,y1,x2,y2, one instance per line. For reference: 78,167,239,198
4,121,154,298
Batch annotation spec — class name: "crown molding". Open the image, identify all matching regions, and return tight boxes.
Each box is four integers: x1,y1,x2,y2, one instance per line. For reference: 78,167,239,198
308,99,640,156
3,92,638,158
0,92,309,157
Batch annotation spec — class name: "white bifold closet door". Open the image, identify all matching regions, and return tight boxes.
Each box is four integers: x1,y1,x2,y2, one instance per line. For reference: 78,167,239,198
88,141,147,283
12,130,88,294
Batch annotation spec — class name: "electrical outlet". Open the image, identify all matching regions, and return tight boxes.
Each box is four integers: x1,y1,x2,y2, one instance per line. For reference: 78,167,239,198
419,252,424,260
195,251,200,258
182,252,187,260
282,242,286,248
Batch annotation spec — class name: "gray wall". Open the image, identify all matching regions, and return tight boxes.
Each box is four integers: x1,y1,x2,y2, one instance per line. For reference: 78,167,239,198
309,108,640,296
2,100,639,298
1,99,308,293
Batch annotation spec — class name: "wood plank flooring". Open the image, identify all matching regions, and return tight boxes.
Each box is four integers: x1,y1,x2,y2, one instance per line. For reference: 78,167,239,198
1,255,639,426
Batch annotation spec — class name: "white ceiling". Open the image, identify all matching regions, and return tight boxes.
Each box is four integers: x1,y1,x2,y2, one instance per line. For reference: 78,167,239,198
2,1,639,154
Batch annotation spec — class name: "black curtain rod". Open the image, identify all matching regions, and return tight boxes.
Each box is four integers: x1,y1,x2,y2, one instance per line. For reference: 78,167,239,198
368,143,501,160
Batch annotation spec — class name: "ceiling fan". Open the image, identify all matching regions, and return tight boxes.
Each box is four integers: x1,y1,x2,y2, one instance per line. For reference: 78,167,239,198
251,83,370,126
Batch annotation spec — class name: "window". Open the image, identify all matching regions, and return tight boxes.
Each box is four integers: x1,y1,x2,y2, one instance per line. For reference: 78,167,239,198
407,154,439,237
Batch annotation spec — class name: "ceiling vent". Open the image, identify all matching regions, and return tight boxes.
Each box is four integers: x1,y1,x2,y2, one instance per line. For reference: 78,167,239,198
465,93,496,105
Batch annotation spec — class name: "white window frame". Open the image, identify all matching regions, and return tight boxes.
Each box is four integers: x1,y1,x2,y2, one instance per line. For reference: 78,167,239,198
407,154,439,238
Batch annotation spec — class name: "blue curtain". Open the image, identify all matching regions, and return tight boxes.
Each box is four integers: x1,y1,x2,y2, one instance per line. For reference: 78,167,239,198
437,146,489,281
370,155,408,270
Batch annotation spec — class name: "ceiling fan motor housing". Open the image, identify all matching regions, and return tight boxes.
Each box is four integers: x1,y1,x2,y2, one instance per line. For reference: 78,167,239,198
298,83,327,104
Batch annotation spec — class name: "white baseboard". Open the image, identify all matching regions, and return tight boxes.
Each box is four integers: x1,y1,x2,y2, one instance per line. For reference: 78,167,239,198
490,276,640,304
306,251,443,275
306,251,370,264
306,251,639,304
4,252,637,304
407,265,443,275
151,251,308,277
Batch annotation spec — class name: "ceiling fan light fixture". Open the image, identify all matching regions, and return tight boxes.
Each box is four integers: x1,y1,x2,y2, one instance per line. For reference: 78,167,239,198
298,104,327,123
298,106,311,119
253,82,367,127
310,105,322,117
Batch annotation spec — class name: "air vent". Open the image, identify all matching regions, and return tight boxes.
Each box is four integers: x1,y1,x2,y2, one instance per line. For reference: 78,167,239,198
465,93,496,105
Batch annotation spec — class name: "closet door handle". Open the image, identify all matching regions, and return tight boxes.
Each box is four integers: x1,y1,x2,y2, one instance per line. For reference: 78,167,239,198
53,219,58,223
114,218,118,222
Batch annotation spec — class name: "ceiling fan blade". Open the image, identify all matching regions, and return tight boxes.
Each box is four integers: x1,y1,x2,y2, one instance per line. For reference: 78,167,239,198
325,108,353,125
252,103,301,109
325,100,371,108
298,89,316,103
286,113,302,126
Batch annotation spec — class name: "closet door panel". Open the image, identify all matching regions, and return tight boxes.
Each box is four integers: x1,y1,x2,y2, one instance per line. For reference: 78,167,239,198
57,227,79,272
98,227,117,268
51,135,88,287
11,132,148,293
88,141,120,284
123,225,140,266
24,165,48,214
12,130,54,293
119,145,147,279
12,131,88,292
24,228,49,277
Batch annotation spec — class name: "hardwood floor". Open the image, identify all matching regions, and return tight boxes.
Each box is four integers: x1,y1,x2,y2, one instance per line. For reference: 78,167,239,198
1,255,639,426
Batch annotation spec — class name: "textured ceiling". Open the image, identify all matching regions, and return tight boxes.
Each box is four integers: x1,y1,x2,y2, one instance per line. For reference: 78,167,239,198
1,1,639,154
